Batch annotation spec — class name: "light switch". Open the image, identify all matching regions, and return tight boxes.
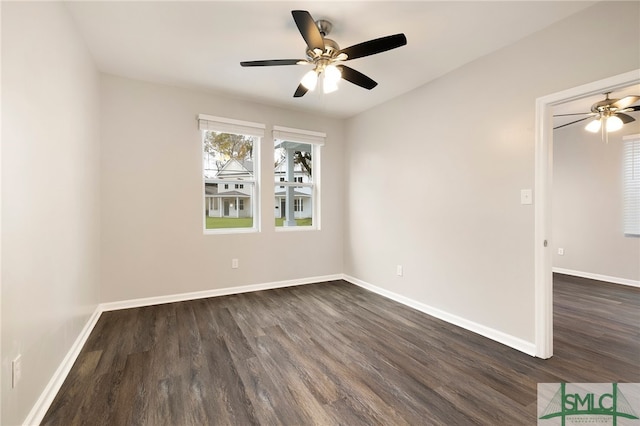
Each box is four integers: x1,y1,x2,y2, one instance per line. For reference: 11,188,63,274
520,189,533,205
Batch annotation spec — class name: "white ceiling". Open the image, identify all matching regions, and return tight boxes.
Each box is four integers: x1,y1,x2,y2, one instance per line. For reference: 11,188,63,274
65,1,597,119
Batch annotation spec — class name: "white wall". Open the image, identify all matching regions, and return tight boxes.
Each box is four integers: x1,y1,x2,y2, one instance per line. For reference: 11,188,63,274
344,1,640,346
553,121,640,283
100,74,344,303
1,3,101,425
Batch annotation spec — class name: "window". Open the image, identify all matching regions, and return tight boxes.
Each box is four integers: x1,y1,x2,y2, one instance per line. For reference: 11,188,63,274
623,134,640,236
200,114,264,233
273,126,324,229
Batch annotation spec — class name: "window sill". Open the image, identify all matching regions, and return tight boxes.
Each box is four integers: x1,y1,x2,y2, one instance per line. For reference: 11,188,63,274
203,228,258,235
275,226,318,232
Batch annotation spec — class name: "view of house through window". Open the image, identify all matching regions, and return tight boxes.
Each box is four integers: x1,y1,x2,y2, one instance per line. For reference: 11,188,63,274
274,140,315,228
203,129,259,231
200,118,322,232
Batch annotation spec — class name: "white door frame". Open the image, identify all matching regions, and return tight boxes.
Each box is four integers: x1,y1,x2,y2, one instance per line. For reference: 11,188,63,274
534,69,640,359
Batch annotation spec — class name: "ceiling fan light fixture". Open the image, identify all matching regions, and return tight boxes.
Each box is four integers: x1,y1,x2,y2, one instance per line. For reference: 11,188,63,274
301,69,318,91
605,115,623,132
585,118,601,133
323,64,341,94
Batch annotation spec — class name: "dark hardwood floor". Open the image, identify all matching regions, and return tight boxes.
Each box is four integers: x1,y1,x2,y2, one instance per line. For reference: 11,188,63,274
42,275,639,425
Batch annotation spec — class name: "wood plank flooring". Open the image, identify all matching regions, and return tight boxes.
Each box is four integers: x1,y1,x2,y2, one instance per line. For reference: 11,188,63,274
42,275,639,425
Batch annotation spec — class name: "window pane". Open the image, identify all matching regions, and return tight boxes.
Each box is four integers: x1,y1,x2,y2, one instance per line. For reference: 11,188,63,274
274,185,312,227
274,142,312,184
274,140,315,228
204,131,256,230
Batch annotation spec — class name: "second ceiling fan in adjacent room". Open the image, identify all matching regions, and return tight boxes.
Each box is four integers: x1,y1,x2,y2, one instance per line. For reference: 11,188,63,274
554,93,640,136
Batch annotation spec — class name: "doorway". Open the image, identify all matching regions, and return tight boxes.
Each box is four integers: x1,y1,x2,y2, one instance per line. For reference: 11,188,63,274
534,69,640,358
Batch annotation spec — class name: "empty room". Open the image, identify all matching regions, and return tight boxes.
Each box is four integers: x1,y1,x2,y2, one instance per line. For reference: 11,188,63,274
2,1,639,425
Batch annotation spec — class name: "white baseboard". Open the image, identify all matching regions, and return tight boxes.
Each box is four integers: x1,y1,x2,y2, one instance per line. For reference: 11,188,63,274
25,272,539,425
553,267,640,288
342,274,537,357
99,274,343,312
23,307,103,426
24,274,341,425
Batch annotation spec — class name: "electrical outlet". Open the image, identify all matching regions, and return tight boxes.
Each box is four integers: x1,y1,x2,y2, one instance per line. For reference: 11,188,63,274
12,355,21,388
232,258,239,269
396,265,403,276
520,189,533,205
558,248,564,256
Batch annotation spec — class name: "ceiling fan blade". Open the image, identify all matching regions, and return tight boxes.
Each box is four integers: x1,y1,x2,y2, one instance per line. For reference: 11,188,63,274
611,95,640,110
553,112,594,117
293,84,308,98
553,116,592,130
292,10,325,52
336,65,378,90
616,112,636,124
241,59,306,67
339,33,407,60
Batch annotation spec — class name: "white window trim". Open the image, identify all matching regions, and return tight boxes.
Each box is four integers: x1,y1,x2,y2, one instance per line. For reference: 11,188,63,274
273,126,324,232
273,125,325,146
200,114,263,234
198,114,265,136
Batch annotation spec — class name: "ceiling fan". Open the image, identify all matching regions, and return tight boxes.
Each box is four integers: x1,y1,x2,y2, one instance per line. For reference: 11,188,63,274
240,10,407,98
553,93,640,135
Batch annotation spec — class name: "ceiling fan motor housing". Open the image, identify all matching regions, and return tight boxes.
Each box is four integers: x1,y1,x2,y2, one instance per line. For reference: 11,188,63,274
306,38,342,63
591,96,619,113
